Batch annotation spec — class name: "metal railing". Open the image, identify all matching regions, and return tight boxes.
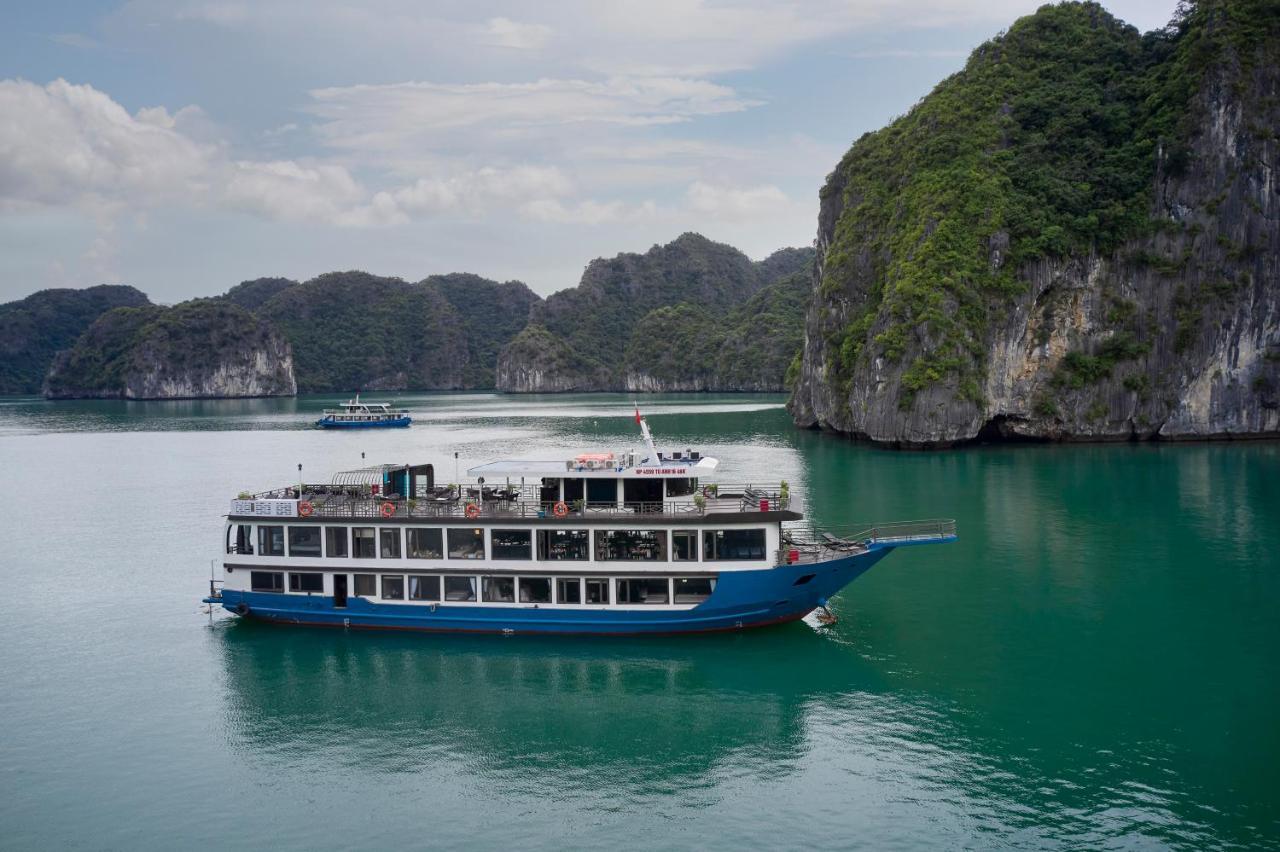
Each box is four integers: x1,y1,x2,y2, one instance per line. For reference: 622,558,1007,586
237,482,798,521
778,519,956,564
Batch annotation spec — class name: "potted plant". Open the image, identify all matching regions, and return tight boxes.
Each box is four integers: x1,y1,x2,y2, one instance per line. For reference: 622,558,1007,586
779,480,790,507
693,492,707,513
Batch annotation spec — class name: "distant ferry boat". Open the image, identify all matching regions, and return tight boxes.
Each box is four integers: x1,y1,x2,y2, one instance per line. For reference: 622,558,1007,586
207,412,955,635
316,395,411,429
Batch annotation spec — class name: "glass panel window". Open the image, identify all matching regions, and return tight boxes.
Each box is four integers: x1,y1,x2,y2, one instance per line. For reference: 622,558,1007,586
519,577,552,603
672,531,698,561
703,529,767,561
674,577,715,603
586,479,617,506
448,528,486,560
556,578,582,604
538,529,590,560
409,575,440,601
250,571,283,592
616,577,670,605
288,526,322,557
407,528,443,559
289,572,323,593
492,530,532,560
381,575,405,600
380,528,402,558
230,524,253,554
353,527,376,558
353,573,376,597
482,576,515,602
595,529,667,561
585,578,609,604
444,576,477,601
325,527,348,558
666,478,696,497
257,525,285,556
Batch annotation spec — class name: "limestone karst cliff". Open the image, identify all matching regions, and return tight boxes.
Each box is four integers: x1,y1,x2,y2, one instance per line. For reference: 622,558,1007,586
789,0,1279,445
496,234,814,392
43,300,296,399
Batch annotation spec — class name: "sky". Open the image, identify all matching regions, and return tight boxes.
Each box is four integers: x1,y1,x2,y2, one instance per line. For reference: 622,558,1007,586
0,0,1179,304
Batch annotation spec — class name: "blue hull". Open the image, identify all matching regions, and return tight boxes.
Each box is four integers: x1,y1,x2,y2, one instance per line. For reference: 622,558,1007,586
213,546,910,635
316,416,412,429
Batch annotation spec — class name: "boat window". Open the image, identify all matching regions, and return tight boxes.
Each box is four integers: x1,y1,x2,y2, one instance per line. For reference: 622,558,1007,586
288,526,322,557
703,529,767,561
595,529,667,561
538,529,590,560
444,576,477,601
228,524,253,555
586,478,617,506
492,529,532,560
519,577,552,603
666,478,696,498
289,572,323,593
623,478,663,510
408,575,441,601
585,578,610,604
325,527,348,558
251,571,284,592
380,528,402,559
257,525,285,557
563,478,585,504
407,528,443,559
674,577,715,603
539,478,561,505
353,527,376,558
672,531,698,561
447,528,486,560
482,576,514,603
556,578,582,604
353,573,376,596
616,578,670,605
381,575,405,599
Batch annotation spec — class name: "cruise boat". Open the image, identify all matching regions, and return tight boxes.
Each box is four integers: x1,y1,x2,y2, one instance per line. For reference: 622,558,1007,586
315,394,411,429
206,414,955,635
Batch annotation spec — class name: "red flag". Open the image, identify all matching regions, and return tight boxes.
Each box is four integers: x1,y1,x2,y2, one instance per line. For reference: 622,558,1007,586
634,406,642,424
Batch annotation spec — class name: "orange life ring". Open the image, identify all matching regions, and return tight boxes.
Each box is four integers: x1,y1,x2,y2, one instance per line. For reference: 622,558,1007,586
297,501,314,517
553,501,569,518
464,502,481,519
380,501,396,518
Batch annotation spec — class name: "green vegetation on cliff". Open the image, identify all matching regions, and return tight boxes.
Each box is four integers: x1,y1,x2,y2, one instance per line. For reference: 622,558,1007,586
818,0,1278,406
240,271,539,392
0,285,150,394
499,234,814,391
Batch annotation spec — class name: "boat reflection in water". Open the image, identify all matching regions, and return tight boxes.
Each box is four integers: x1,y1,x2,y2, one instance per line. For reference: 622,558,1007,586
213,618,886,789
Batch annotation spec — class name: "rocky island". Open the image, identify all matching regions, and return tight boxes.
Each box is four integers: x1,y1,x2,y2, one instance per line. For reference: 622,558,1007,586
44,300,296,399
496,234,813,392
789,0,1279,445
0,284,150,395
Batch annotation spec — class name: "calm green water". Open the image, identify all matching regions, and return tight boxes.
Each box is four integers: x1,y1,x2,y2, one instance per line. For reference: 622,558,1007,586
1,393,1277,850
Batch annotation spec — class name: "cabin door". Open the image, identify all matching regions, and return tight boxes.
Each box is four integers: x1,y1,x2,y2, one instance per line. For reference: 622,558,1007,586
333,574,348,608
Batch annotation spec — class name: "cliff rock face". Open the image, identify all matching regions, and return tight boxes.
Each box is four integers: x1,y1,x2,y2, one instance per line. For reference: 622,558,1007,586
790,1,1279,445
0,284,150,394
497,234,813,392
44,300,296,399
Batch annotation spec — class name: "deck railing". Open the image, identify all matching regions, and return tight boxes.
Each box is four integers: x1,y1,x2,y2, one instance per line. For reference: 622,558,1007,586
778,519,957,564
233,482,797,521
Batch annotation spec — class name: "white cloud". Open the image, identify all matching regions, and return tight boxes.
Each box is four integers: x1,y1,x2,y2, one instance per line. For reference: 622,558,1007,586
685,181,795,221
0,78,582,229
0,78,213,212
307,76,758,156
481,17,552,50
